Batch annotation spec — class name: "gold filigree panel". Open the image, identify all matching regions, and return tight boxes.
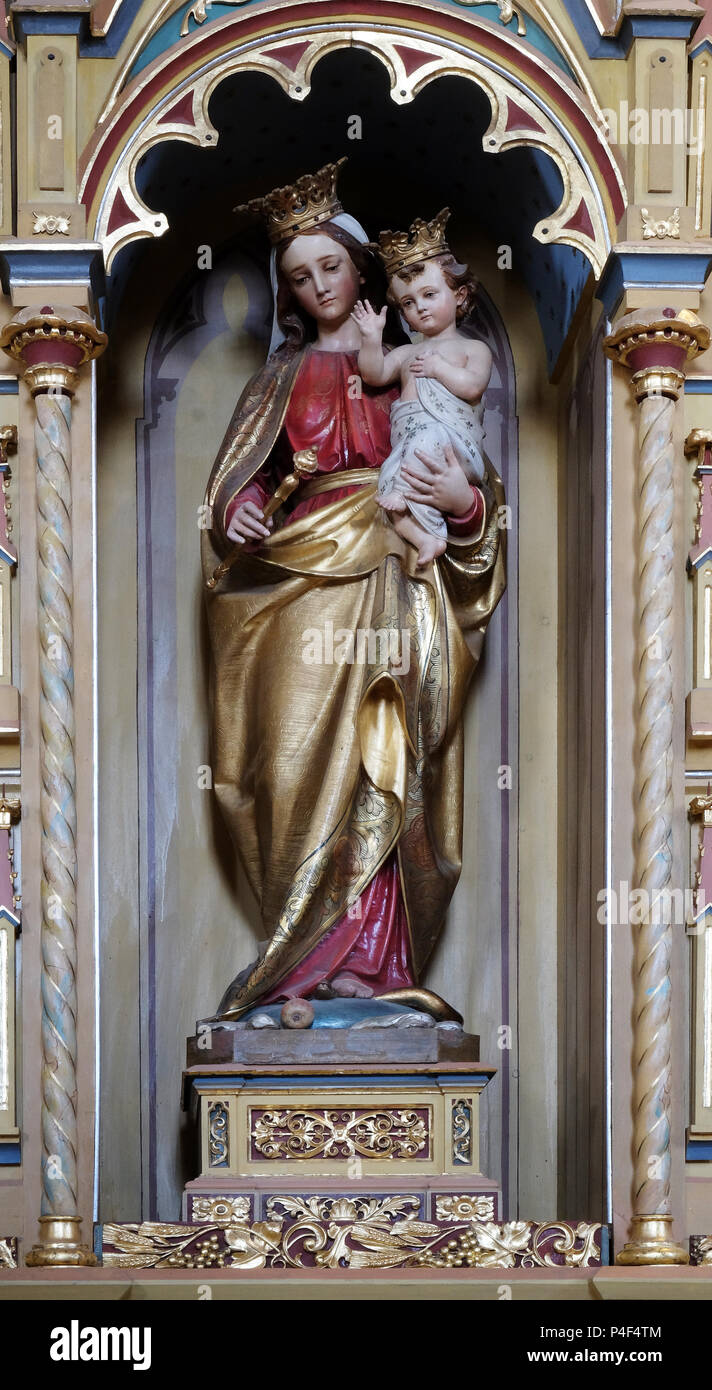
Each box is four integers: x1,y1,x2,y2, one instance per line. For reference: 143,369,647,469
250,1107,431,1161
194,1080,486,1177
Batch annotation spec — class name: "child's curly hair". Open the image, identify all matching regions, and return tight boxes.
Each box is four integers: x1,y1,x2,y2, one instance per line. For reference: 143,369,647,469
387,251,478,322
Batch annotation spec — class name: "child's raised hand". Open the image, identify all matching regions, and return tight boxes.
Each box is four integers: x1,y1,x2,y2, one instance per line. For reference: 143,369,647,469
351,299,387,339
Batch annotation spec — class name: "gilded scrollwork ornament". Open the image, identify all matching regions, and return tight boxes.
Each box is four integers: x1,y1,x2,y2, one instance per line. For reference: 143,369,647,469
208,1100,229,1167
265,1194,421,1223
101,1218,604,1270
250,1108,430,1161
451,1099,473,1165
180,0,251,36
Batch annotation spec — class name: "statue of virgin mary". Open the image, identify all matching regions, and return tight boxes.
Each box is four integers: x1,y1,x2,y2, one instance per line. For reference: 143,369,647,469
201,159,506,1023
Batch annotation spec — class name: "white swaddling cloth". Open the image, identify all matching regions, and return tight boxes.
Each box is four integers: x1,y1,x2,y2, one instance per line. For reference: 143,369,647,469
377,376,487,539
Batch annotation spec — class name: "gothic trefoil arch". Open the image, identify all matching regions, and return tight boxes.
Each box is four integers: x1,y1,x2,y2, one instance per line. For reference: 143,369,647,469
77,1,626,276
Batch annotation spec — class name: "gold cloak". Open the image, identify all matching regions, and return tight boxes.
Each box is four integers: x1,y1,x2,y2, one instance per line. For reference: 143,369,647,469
201,344,506,1018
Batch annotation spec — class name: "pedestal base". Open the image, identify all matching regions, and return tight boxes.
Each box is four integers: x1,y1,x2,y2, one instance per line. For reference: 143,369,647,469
96,1031,606,1272
183,1050,494,1180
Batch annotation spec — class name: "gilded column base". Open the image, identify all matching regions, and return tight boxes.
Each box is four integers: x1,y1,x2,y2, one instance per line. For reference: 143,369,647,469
25,1215,97,1267
616,1215,689,1266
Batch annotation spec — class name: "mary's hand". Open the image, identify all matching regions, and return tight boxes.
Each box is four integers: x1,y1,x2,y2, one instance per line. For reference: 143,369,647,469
226,499,274,543
402,444,474,517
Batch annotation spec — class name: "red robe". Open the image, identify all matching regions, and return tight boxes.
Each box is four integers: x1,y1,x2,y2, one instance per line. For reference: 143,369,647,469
225,347,484,1000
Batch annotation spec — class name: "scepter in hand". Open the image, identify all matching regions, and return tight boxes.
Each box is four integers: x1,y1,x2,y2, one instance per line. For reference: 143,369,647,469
206,447,318,590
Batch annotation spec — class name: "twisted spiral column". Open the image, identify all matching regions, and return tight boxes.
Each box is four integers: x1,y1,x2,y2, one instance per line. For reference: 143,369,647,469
632,388,675,1216
36,391,79,1220
604,307,710,1265
0,306,106,1266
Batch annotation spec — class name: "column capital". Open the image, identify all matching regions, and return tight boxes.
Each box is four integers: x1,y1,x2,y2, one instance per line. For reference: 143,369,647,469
0,303,106,394
604,306,710,400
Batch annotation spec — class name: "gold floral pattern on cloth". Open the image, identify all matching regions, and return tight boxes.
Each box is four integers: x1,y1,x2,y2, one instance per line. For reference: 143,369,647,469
435,1195,496,1221
249,1108,430,1161
275,779,403,952
100,1219,604,1270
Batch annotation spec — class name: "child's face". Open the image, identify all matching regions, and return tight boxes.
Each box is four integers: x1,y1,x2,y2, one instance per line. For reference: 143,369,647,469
391,261,465,336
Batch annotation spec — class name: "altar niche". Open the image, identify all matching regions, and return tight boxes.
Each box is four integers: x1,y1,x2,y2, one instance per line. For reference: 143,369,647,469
94,49,596,1231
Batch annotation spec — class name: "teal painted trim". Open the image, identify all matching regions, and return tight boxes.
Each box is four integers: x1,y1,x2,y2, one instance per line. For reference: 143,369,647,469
127,0,577,85
446,1,576,81
128,0,253,80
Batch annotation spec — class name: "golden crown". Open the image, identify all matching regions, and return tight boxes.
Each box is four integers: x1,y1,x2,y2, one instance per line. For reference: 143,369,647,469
234,157,347,246
376,207,452,279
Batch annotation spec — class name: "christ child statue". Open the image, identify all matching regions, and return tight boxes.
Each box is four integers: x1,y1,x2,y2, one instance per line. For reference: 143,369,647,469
352,209,492,566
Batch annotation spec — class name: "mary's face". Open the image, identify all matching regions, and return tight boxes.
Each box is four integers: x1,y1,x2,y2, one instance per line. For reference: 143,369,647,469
280,232,362,326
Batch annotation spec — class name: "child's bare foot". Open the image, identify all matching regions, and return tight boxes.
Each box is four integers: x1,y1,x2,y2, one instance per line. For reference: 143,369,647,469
330,972,374,998
378,491,407,514
415,534,447,567
389,510,446,565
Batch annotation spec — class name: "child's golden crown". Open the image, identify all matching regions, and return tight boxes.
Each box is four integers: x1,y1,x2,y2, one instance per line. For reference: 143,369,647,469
234,158,347,246
376,208,451,279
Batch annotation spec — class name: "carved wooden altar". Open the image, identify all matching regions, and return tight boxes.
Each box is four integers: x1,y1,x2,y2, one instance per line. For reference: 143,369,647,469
0,0,711,1296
